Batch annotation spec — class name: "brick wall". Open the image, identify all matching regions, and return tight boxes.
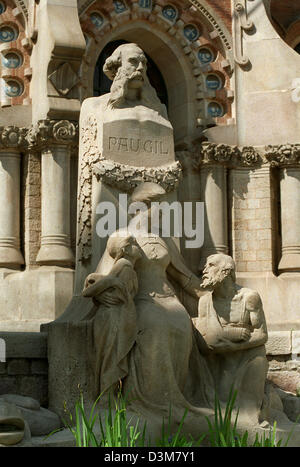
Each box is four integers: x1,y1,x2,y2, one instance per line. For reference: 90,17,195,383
208,0,232,33
229,167,279,273
266,331,300,396
21,151,41,267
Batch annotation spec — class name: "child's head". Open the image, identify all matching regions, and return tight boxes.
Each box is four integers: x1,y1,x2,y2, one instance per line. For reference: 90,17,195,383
107,230,140,262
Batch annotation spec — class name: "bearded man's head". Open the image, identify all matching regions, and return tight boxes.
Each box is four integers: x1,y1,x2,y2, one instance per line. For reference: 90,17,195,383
201,254,236,290
103,43,164,113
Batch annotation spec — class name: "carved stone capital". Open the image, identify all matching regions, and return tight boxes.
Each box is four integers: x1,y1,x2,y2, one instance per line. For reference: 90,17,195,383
199,143,263,168
26,119,79,150
264,144,300,167
0,126,27,150
201,142,240,165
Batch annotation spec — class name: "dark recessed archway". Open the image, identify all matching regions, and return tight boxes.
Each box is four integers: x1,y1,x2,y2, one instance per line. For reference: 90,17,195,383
295,43,300,54
93,39,169,109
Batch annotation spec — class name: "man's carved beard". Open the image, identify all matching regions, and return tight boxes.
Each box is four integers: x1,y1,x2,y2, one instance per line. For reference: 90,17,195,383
107,65,163,114
108,67,143,108
201,269,228,290
129,70,144,83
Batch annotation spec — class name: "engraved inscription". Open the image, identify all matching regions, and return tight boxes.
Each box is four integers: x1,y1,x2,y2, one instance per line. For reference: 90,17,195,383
108,136,169,155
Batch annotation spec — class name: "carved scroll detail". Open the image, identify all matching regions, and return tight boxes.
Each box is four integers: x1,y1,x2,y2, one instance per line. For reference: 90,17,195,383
234,0,254,67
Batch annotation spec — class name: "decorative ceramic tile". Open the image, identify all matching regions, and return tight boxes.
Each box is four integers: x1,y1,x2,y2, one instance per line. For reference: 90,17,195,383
0,26,17,42
206,74,222,91
0,2,6,14
90,12,104,29
4,80,23,97
183,24,199,42
162,5,177,22
113,0,127,13
198,47,214,65
2,52,22,68
138,0,152,8
207,101,224,117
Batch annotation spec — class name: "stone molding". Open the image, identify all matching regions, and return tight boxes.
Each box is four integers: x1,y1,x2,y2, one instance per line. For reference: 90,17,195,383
1,125,300,171
188,0,232,52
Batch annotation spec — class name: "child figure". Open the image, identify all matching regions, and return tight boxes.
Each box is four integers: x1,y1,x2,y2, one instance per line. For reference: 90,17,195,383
82,231,142,402
83,231,141,304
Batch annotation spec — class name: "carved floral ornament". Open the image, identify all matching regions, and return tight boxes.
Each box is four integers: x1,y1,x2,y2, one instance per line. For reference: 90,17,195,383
25,120,79,149
0,120,79,150
198,143,300,168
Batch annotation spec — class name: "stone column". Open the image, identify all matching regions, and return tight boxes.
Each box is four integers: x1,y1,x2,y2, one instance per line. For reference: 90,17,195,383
176,151,201,274
0,149,24,268
278,167,300,272
36,144,74,266
199,164,228,270
34,120,78,267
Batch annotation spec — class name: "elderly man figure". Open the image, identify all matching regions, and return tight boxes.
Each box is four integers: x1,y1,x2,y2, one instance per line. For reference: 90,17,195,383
194,253,269,426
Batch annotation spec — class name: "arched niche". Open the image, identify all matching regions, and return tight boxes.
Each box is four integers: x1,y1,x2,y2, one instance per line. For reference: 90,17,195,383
82,22,197,145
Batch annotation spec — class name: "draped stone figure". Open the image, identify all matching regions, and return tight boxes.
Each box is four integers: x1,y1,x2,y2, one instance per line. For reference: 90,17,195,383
82,182,216,440
83,231,141,401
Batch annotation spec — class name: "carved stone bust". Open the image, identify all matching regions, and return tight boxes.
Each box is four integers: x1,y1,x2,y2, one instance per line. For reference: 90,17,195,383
80,43,175,168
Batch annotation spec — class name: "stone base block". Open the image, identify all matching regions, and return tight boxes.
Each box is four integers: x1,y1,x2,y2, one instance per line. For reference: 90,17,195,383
0,267,74,332
236,272,300,331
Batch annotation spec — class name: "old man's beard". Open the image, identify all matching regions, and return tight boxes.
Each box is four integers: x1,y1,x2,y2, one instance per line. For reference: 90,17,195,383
108,68,144,108
201,269,227,290
129,71,144,83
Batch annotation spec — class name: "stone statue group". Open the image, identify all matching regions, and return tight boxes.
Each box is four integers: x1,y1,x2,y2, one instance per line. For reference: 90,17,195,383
78,43,297,442
82,181,272,440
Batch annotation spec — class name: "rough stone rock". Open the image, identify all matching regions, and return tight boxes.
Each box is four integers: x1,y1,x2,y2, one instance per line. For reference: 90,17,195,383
0,401,26,446
0,394,61,436
276,388,300,422
0,394,40,411
268,371,300,395
19,406,61,436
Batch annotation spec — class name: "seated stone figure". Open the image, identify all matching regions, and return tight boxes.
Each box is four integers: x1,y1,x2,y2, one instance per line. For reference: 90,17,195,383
194,253,269,426
82,182,216,441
